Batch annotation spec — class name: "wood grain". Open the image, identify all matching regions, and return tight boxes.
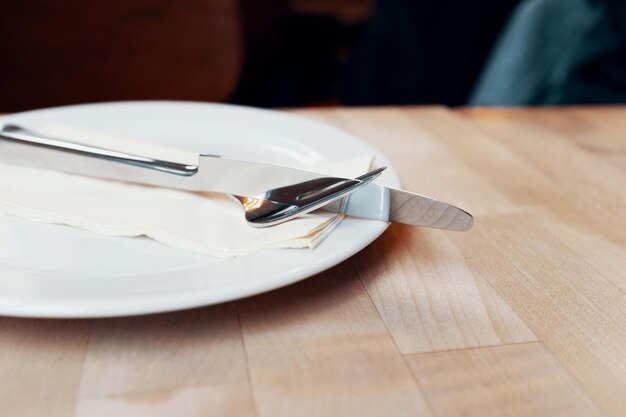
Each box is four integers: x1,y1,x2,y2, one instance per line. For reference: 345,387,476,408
351,226,536,354
407,343,601,417
75,305,254,417
451,215,626,417
397,108,626,416
0,318,91,417
404,107,626,293
75,384,254,417
0,106,625,417
77,305,247,397
460,108,626,224
463,107,626,172
237,261,432,417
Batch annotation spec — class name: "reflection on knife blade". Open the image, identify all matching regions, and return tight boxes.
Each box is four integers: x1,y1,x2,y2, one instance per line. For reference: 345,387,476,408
317,183,473,232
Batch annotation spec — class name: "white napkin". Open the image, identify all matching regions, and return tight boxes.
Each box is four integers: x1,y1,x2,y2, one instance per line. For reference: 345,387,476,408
0,124,372,257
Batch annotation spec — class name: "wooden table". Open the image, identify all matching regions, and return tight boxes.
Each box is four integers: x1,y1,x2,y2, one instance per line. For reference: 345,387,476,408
1,107,625,417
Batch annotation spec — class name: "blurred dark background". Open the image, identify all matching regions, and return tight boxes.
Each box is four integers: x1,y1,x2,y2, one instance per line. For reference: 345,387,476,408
1,0,625,112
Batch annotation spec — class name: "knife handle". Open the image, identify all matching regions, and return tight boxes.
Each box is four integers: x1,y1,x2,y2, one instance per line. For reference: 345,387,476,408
0,124,197,177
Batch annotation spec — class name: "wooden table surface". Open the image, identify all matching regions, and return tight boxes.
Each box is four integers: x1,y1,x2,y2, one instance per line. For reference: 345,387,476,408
1,106,625,417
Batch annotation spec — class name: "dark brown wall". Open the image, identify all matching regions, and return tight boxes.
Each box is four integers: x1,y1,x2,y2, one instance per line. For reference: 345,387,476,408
0,0,243,112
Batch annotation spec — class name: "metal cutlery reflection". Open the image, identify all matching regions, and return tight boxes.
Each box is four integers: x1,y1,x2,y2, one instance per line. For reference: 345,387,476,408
235,168,385,226
0,123,383,227
0,123,473,231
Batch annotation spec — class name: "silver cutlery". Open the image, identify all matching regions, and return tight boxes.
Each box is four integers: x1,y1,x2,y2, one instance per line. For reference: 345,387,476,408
0,123,473,231
0,124,385,227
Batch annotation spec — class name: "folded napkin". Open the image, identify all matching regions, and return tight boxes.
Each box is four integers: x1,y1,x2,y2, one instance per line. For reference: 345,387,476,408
0,124,372,257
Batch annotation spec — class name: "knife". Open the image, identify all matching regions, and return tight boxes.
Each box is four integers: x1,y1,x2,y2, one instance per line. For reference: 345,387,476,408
317,183,473,231
0,124,473,231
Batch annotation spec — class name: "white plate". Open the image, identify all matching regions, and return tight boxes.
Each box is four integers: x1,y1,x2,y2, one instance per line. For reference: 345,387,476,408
0,101,400,318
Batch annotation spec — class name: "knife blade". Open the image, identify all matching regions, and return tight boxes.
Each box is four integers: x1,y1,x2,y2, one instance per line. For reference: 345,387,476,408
317,183,473,231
